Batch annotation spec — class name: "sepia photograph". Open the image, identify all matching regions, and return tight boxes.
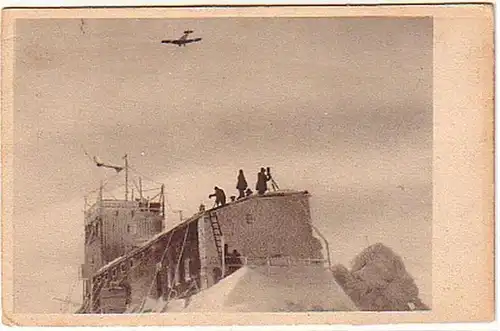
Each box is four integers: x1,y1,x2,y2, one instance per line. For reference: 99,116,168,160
1,4,494,326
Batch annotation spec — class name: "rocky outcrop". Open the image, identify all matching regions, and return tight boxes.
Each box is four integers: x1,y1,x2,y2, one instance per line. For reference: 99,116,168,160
331,243,429,311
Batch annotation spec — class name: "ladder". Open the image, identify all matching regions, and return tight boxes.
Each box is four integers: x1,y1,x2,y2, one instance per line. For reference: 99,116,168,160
208,212,224,265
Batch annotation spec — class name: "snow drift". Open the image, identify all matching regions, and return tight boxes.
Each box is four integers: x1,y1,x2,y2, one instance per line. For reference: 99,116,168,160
138,264,357,313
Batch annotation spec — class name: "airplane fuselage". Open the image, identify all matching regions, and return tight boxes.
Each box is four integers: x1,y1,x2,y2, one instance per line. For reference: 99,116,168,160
172,40,188,46
161,32,202,47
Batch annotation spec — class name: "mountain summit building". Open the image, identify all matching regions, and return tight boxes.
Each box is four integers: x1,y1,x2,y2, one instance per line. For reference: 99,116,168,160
78,179,352,313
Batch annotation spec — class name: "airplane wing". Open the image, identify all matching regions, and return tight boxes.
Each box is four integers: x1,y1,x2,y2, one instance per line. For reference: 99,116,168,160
184,38,202,44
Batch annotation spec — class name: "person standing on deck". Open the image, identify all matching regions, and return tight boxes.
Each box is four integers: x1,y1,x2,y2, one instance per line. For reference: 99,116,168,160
236,169,248,200
256,167,271,195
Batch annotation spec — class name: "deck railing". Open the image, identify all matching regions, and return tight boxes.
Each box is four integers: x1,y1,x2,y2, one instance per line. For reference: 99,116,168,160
85,200,163,223
209,256,327,268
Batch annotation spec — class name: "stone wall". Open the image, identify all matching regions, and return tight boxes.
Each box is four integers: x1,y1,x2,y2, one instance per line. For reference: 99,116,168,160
213,192,319,259
197,191,324,290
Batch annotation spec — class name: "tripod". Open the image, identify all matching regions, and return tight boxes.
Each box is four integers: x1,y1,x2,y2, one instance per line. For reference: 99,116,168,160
269,177,280,191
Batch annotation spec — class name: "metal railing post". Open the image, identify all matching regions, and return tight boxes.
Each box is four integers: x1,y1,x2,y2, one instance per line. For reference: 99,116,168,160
221,235,225,278
311,225,332,269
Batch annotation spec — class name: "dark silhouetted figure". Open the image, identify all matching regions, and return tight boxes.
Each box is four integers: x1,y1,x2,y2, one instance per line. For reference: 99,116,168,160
224,244,230,267
209,186,226,207
119,279,132,305
245,188,253,197
236,169,248,200
228,249,243,274
212,267,222,283
232,249,242,264
256,167,271,195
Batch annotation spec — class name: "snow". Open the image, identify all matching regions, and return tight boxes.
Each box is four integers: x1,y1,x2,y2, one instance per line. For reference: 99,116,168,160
157,264,357,313
140,296,159,313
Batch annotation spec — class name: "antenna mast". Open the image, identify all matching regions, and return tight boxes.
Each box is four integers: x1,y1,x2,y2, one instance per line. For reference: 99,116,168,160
124,154,129,201
173,210,183,222
161,184,165,216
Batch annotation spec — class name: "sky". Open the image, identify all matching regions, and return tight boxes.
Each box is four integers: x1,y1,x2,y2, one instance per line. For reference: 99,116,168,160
12,17,433,313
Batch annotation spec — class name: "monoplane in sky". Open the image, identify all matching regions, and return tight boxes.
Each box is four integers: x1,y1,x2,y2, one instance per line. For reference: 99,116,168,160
161,30,202,47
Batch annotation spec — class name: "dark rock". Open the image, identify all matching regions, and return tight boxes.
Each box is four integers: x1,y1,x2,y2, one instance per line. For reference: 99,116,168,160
332,243,429,311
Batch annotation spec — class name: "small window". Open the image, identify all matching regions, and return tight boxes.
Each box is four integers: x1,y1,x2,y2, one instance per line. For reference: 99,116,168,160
129,224,137,235
131,210,135,218
115,211,119,216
